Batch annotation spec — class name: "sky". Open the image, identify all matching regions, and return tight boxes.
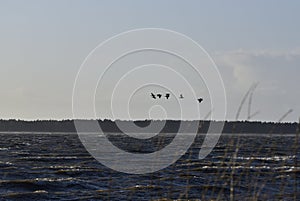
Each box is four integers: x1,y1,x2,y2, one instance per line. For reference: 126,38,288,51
0,0,299,122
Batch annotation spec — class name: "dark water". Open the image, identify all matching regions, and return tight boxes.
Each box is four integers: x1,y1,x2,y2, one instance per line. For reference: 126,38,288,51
0,133,299,201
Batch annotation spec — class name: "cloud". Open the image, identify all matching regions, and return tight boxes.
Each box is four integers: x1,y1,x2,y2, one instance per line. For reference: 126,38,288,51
212,49,300,121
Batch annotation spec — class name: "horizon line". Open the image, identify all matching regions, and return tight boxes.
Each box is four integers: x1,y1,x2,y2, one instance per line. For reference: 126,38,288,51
0,118,298,124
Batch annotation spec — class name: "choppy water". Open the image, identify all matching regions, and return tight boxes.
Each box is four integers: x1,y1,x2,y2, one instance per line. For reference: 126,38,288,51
0,133,299,201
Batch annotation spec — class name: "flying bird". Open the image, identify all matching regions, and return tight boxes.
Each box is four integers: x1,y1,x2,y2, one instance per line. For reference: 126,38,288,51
165,93,170,99
197,98,203,103
151,93,156,99
179,94,184,99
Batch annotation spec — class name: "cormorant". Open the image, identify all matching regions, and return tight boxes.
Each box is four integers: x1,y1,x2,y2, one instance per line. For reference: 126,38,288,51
165,93,170,99
197,98,203,103
157,94,162,98
151,93,156,99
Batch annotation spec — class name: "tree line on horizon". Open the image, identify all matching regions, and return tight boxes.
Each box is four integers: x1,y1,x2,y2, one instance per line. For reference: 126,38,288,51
0,119,298,134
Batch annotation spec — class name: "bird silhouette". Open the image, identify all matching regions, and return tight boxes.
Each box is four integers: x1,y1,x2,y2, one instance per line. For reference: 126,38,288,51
165,93,170,99
151,93,156,99
157,94,162,98
197,98,203,103
179,94,184,99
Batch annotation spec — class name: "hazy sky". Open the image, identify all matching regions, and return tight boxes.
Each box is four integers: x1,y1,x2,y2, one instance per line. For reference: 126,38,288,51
0,1,299,122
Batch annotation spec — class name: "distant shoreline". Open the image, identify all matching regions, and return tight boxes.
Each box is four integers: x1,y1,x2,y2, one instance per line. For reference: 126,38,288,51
0,120,298,134
0,132,298,137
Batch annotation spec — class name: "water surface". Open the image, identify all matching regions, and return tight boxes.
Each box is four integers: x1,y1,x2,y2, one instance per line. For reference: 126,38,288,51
0,133,299,200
